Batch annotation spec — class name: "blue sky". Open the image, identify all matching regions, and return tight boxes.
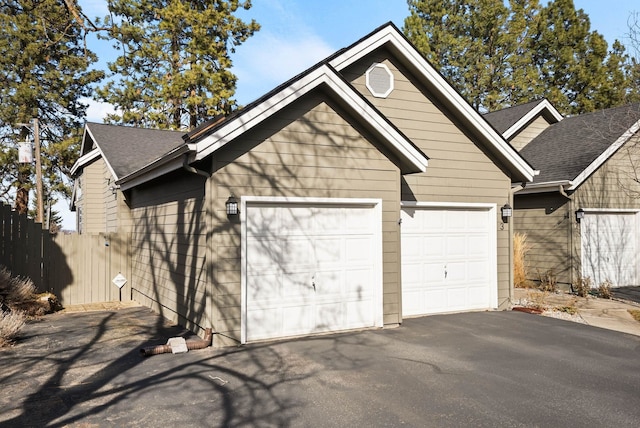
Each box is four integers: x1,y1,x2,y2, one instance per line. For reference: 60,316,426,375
78,0,639,118
59,0,638,229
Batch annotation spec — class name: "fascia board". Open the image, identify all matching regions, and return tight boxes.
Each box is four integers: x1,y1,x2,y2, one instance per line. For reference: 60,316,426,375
82,125,120,181
515,180,572,195
568,120,640,191
193,65,428,172
329,26,535,182
117,145,192,191
69,148,101,176
503,100,564,140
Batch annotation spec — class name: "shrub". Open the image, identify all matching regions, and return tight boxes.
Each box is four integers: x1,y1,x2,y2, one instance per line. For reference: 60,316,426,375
537,269,557,292
514,233,534,288
0,266,36,304
0,310,26,347
597,280,612,299
573,275,592,297
0,266,46,348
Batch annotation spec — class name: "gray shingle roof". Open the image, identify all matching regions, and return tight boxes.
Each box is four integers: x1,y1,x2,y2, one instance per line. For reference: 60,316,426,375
86,123,186,179
483,99,546,134
521,103,640,184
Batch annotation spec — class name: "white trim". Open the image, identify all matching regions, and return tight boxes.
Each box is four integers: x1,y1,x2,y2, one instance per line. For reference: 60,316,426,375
580,208,640,214
399,201,499,311
401,201,495,209
84,126,119,181
118,155,187,191
329,26,535,182
568,120,640,191
515,180,573,195
69,148,101,176
192,65,428,174
503,99,564,140
365,62,394,98
240,196,384,344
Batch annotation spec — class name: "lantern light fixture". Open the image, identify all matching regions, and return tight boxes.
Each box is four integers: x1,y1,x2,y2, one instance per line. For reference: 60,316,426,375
575,208,585,224
226,194,239,216
501,203,513,223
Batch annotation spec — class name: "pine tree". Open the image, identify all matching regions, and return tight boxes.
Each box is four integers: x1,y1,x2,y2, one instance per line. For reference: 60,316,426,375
96,0,260,130
404,0,633,115
0,0,103,217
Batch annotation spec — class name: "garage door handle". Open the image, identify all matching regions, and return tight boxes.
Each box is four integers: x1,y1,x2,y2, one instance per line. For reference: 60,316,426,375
312,275,316,291
444,265,447,279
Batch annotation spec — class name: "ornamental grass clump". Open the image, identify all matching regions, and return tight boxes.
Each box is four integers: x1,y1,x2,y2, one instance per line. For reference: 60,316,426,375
514,233,534,288
0,266,37,348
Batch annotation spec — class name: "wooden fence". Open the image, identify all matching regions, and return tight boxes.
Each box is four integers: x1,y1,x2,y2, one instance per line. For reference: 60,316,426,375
0,202,132,306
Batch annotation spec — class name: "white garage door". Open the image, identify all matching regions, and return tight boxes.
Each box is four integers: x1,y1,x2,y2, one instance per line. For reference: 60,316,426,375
401,206,496,316
581,212,638,287
244,202,382,342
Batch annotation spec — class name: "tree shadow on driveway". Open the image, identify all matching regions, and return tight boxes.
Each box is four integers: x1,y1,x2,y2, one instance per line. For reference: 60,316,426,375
0,307,317,427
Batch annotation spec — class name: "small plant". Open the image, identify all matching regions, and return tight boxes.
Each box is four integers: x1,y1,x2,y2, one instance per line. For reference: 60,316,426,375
537,269,557,292
573,275,592,297
555,305,578,315
628,309,640,322
514,233,534,288
0,310,26,348
0,266,56,347
597,279,612,299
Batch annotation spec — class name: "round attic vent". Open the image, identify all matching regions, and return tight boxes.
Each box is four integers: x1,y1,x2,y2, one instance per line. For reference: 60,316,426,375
365,63,394,98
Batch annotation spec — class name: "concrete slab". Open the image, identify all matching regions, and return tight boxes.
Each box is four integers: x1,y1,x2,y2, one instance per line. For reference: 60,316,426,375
513,288,640,336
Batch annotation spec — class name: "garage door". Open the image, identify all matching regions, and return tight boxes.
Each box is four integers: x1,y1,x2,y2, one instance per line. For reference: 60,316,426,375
401,206,496,316
581,212,638,287
244,202,382,342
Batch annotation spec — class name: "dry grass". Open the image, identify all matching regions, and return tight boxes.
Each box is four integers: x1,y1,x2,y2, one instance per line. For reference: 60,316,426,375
629,309,640,322
597,280,612,299
1,266,59,347
514,232,534,288
0,310,26,347
573,275,592,297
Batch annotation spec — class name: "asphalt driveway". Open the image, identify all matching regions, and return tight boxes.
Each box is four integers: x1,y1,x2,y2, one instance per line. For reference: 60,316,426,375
1,308,639,427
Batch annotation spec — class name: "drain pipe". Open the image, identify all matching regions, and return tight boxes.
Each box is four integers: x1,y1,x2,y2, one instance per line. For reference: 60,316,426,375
182,153,211,178
140,328,213,357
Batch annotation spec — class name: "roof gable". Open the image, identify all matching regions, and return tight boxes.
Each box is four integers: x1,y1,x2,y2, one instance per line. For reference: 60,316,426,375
519,103,640,191
484,99,563,140
71,123,185,180
327,23,534,182
114,23,535,188
186,63,428,173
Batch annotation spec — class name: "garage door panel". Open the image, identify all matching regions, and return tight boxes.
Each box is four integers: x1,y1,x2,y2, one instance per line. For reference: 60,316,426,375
346,268,373,295
582,212,638,287
247,238,281,270
424,236,445,257
247,272,281,301
401,207,495,317
245,202,380,342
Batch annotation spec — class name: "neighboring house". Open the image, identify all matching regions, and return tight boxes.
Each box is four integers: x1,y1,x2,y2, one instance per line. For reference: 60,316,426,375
71,23,534,346
485,101,640,289
70,124,185,234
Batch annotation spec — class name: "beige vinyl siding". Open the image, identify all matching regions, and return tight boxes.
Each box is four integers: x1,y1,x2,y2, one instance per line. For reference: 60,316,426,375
574,133,640,210
509,116,552,151
80,158,107,234
343,51,513,309
129,170,209,335
208,94,402,346
513,193,574,286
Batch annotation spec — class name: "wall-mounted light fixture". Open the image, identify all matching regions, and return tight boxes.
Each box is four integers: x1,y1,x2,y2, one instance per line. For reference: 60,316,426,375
575,208,585,224
226,194,239,216
501,203,513,223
